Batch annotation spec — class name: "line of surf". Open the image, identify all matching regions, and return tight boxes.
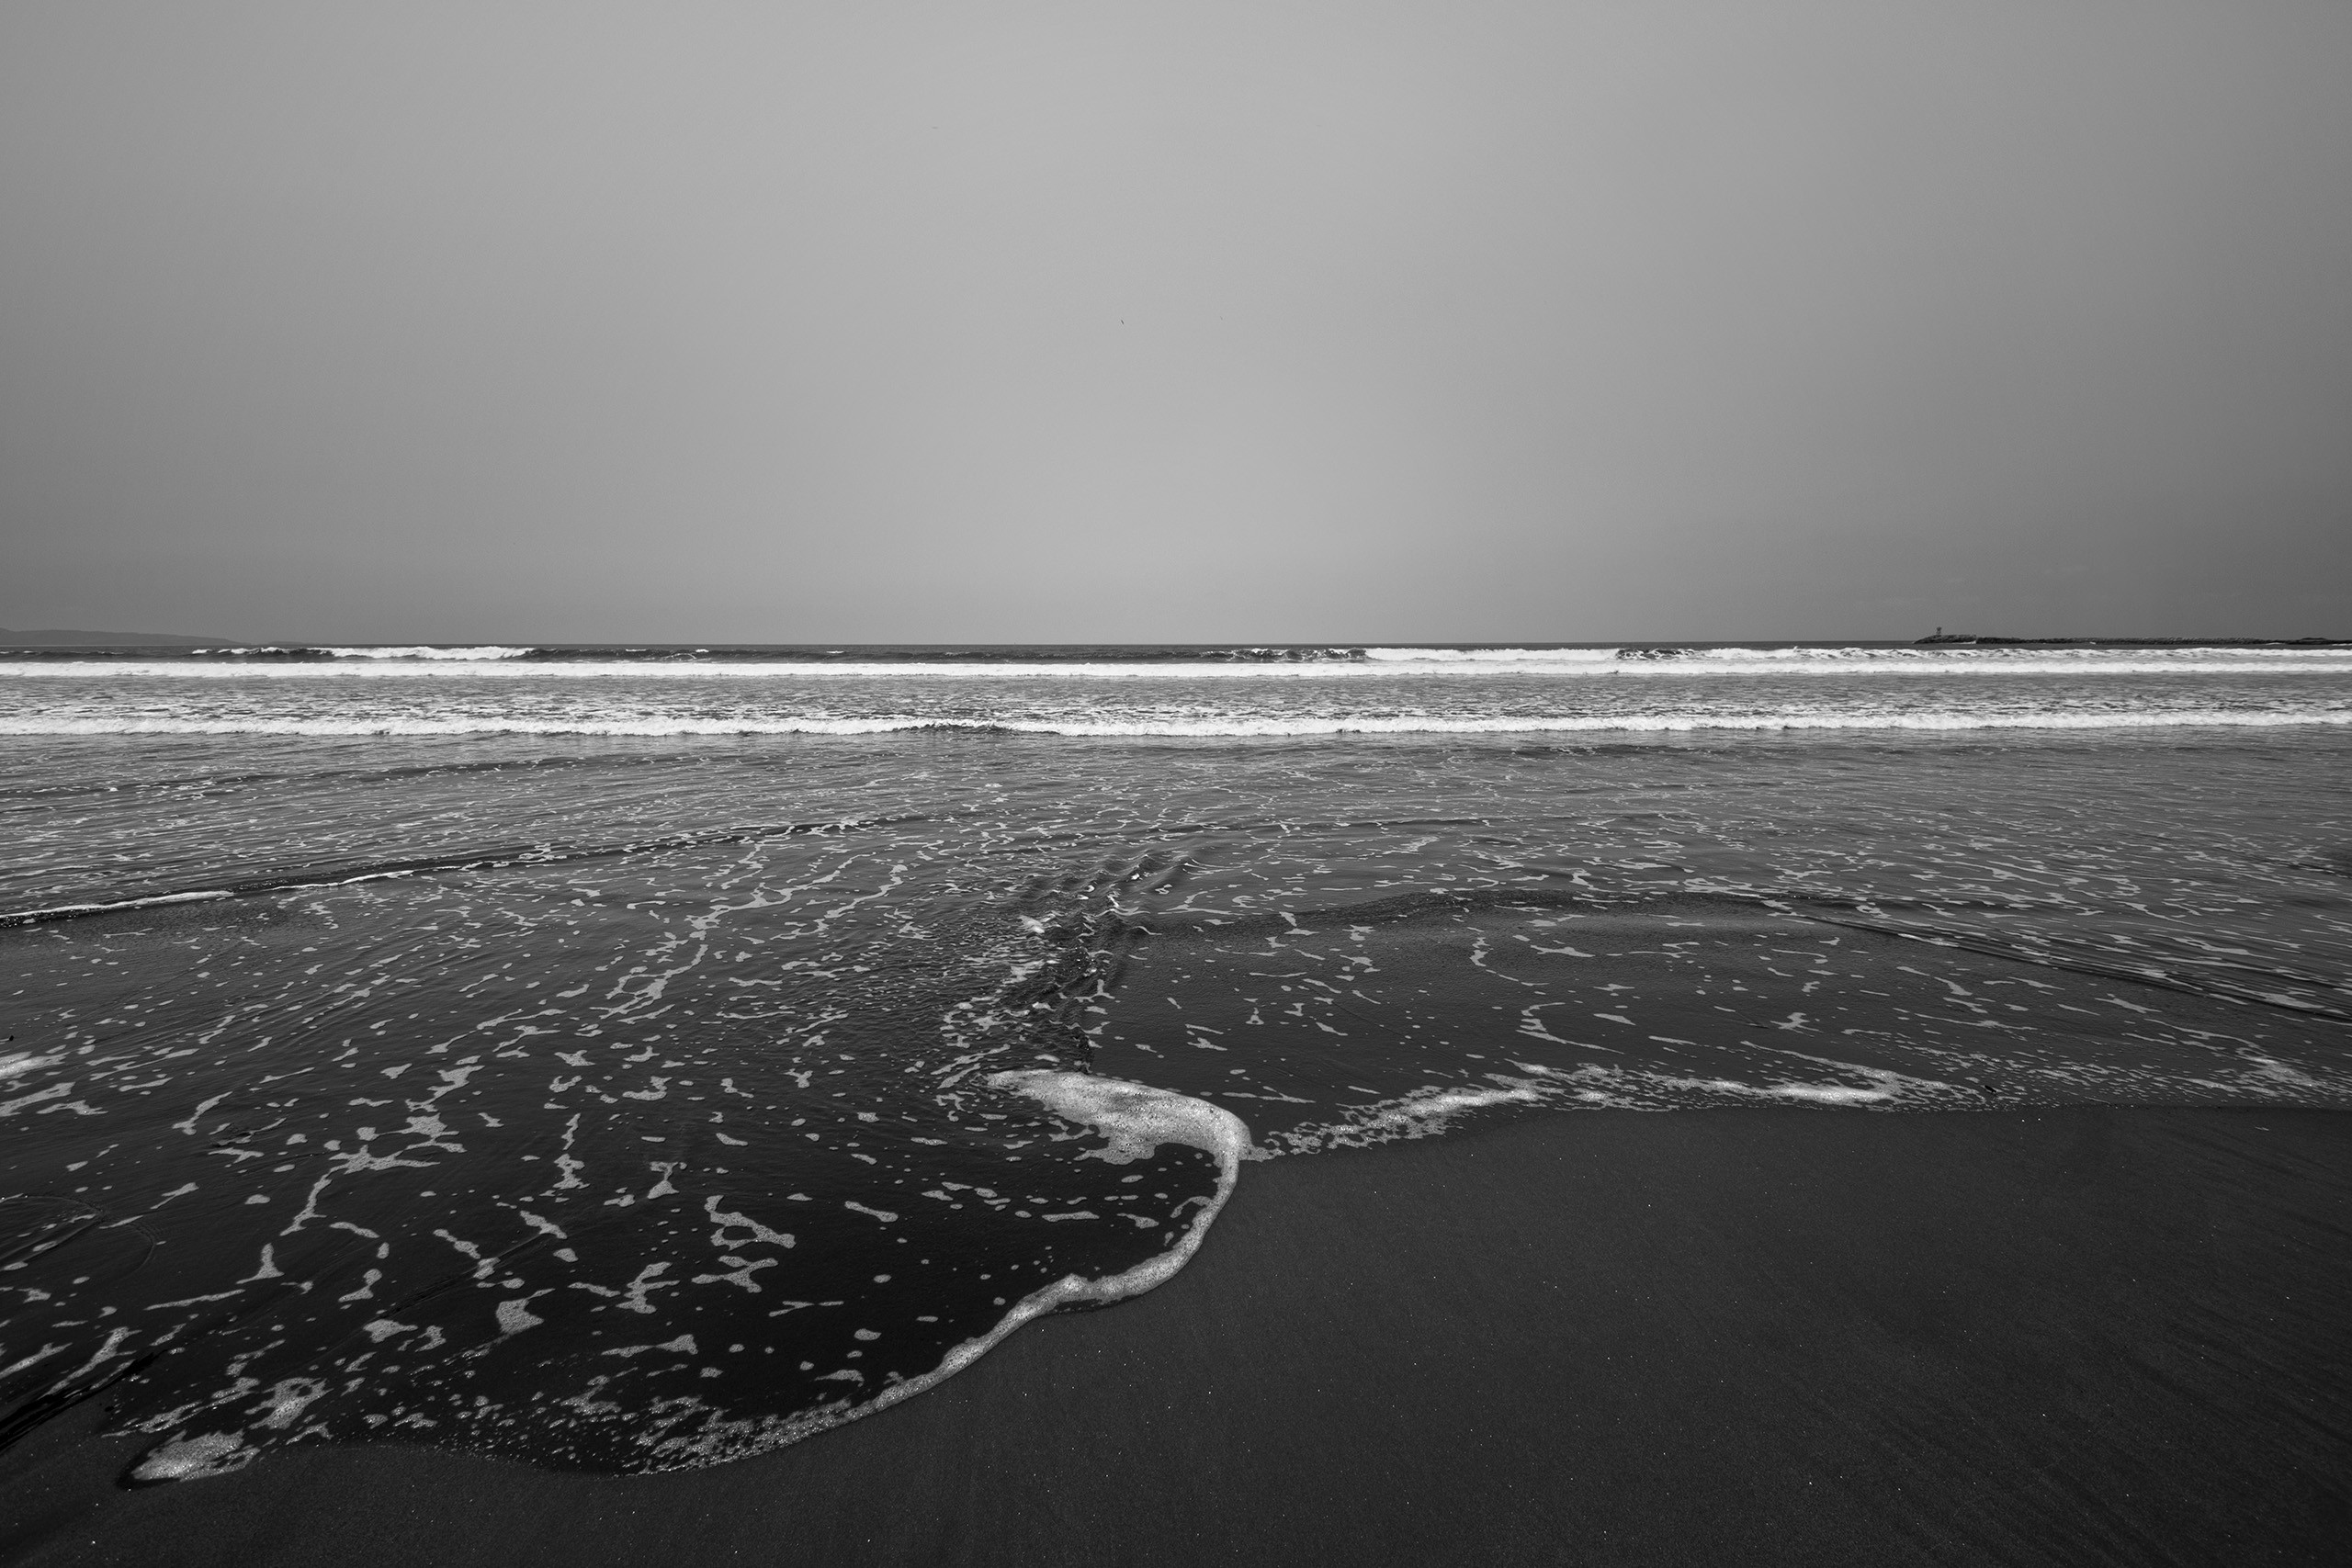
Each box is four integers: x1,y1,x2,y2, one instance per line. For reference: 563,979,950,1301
1258,1062,1980,1154
3,710,2346,739
7,655,2352,680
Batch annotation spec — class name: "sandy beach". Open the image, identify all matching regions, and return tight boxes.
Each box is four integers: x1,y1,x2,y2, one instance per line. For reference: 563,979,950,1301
5,1104,2346,1567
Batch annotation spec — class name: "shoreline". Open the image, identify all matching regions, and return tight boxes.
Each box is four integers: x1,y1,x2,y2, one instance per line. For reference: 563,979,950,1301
6,1105,2348,1566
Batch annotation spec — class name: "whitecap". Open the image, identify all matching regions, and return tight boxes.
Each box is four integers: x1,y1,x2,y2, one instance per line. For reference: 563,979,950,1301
6,709,2345,739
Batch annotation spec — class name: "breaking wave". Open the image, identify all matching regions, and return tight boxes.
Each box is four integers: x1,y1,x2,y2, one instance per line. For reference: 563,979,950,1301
4,710,2346,738
6,644,2351,680
183,645,539,661
0,816,909,929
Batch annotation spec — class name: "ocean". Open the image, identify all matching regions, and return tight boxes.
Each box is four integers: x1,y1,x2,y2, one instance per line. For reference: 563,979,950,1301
4,642,2348,1483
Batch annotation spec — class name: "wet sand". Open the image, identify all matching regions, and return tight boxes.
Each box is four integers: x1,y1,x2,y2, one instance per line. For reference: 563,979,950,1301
5,1106,2348,1566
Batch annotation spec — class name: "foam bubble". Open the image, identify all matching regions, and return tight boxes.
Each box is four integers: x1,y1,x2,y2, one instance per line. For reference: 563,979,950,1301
128,1432,253,1483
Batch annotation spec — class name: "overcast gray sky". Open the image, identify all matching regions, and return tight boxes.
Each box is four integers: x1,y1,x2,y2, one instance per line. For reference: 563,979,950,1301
3,0,2346,643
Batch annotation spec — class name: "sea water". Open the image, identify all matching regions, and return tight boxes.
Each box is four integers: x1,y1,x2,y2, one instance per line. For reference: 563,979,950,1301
3,644,2347,1478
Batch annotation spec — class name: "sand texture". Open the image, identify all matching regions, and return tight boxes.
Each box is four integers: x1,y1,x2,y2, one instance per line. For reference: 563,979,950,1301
4,1106,2347,1567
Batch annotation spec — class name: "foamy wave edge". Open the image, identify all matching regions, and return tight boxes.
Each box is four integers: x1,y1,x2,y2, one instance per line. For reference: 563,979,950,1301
8,710,2348,739
1260,1063,1979,1154
129,1070,1250,1482
630,1071,1249,1470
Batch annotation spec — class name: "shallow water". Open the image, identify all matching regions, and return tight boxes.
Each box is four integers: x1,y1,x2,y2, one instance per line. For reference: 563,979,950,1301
3,646,2348,1479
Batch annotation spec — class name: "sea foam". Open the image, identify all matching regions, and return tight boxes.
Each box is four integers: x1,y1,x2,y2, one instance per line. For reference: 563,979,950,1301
5,709,2346,738
7,647,2352,681
660,1072,1248,1461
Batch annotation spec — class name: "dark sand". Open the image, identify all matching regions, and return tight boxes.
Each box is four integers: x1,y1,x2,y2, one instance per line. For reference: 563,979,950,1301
5,1107,2348,1566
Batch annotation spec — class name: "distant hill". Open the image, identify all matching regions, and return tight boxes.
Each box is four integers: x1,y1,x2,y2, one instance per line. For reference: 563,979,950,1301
0,626,232,647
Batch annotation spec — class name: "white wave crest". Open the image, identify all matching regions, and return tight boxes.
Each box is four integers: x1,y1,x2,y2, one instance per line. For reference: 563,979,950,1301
322,645,536,659
4,709,2345,739
7,650,2349,680
181,645,536,660
1361,647,1623,663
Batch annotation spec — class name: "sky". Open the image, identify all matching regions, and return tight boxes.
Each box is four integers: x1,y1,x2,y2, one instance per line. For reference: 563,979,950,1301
3,0,2347,644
